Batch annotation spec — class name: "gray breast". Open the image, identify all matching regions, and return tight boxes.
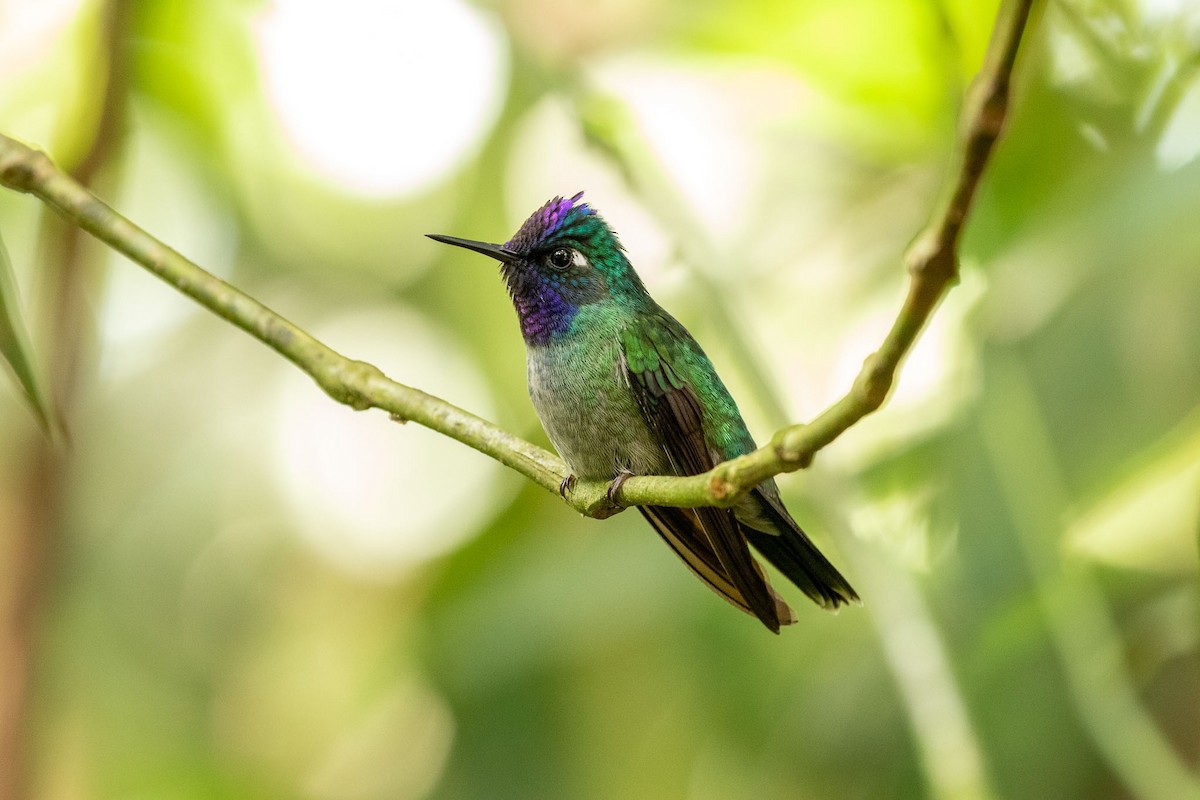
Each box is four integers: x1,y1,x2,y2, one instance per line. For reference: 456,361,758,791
526,337,669,480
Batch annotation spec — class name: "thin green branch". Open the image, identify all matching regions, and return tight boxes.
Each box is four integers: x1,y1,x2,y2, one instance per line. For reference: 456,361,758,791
606,0,1036,509
0,0,1034,519
0,138,576,505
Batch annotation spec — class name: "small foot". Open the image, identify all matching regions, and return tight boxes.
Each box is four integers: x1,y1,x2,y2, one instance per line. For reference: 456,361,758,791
559,473,577,499
607,470,634,506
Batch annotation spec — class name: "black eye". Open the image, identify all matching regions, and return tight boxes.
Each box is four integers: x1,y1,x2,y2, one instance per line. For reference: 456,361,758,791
549,248,572,270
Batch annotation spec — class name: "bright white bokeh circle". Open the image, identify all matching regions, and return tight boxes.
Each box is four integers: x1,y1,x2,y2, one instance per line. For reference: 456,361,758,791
274,307,507,576
254,0,508,197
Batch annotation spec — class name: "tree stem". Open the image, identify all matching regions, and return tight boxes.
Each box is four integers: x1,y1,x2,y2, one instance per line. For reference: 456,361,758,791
0,0,1036,521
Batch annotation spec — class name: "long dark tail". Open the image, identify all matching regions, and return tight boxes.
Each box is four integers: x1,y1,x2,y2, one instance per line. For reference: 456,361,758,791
639,505,796,631
741,488,860,611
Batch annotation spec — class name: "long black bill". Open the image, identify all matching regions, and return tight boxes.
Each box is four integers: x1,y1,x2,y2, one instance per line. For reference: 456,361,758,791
426,234,515,262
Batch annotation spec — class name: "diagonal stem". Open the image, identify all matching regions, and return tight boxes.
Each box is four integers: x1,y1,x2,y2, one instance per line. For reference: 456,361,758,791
0,0,1036,520
981,355,1200,799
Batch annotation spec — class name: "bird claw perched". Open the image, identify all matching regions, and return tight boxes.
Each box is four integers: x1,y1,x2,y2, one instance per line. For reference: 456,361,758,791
606,470,633,506
558,473,577,499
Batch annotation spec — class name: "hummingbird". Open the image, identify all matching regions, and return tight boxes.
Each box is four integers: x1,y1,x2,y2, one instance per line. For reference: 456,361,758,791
428,193,858,632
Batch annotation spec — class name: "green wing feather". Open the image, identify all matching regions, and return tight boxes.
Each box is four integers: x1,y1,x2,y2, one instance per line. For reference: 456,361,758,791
620,316,790,632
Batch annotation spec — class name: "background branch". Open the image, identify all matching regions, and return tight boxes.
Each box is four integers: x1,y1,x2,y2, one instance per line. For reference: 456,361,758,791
0,0,1034,520
0,2,132,797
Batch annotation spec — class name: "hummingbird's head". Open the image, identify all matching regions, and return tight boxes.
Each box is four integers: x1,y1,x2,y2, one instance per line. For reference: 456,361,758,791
428,192,646,345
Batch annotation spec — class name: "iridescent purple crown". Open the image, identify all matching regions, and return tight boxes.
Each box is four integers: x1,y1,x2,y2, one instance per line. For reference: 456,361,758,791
506,192,594,253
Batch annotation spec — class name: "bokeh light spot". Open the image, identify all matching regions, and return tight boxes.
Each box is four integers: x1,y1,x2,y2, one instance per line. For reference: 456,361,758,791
254,0,508,197
274,306,508,576
99,104,237,378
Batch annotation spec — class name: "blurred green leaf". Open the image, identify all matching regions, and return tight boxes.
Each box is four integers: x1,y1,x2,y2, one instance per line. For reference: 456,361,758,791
4,4,1200,798
674,0,998,149
1066,415,1200,574
0,226,52,433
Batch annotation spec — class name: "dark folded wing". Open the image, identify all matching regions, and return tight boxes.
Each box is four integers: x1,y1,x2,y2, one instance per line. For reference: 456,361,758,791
620,324,785,632
640,505,796,625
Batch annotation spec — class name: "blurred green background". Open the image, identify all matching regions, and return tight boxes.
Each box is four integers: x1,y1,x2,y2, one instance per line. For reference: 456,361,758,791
1,0,1198,798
